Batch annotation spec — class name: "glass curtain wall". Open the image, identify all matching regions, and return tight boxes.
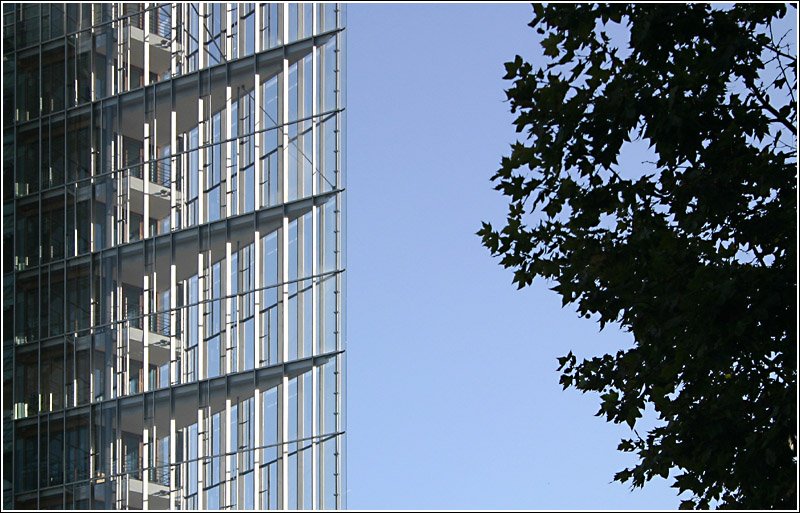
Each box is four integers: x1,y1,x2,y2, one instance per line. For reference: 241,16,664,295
3,3,346,509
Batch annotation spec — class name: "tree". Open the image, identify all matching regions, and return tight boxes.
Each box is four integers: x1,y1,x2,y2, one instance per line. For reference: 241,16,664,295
478,4,796,509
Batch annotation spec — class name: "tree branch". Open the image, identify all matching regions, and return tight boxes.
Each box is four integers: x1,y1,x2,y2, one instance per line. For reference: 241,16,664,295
768,23,796,105
745,78,797,136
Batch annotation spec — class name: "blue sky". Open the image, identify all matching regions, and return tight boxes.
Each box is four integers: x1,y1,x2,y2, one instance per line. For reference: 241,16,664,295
342,3,726,510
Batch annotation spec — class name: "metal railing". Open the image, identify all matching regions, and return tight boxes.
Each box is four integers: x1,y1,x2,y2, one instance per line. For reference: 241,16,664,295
120,456,143,481
115,158,173,190
149,8,172,40
150,157,172,188
149,312,171,337
149,462,171,487
126,304,143,330
125,304,173,337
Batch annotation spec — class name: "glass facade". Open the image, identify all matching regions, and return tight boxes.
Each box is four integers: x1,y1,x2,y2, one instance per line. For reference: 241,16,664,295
2,3,346,509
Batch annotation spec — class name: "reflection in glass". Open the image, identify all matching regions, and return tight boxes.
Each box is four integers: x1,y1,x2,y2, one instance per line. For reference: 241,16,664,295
7,3,346,509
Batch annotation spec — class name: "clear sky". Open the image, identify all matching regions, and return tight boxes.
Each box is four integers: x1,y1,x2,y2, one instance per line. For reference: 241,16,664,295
345,3,682,510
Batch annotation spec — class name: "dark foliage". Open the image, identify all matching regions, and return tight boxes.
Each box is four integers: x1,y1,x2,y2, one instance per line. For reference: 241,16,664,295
478,4,797,509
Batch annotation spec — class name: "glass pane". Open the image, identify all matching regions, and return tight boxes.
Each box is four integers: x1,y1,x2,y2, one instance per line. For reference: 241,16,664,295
14,421,38,492
41,46,65,114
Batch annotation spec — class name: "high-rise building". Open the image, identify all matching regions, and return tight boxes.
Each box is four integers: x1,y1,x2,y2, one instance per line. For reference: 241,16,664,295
2,3,346,509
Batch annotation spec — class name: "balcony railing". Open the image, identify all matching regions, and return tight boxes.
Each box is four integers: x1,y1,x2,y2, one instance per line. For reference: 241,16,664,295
149,312,171,337
120,157,171,189
150,157,172,188
149,463,171,487
150,9,172,40
125,305,174,338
